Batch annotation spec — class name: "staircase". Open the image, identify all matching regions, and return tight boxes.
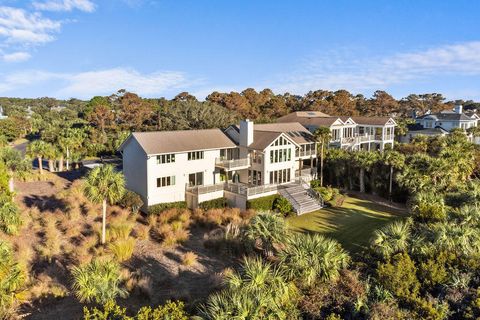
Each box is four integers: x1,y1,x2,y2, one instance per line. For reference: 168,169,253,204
279,183,323,215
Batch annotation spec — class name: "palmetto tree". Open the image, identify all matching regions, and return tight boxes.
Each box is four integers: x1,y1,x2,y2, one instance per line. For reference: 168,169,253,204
371,220,411,260
199,257,299,319
353,150,379,193
27,140,49,175
243,211,288,257
313,126,331,186
326,148,348,188
43,143,57,173
59,128,86,171
83,165,125,244
0,147,28,193
71,259,127,304
278,233,350,287
382,150,405,200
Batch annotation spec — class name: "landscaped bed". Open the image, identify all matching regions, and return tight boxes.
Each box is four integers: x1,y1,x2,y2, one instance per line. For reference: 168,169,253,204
287,194,408,253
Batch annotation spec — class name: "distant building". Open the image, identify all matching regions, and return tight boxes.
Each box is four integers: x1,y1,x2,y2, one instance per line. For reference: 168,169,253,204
0,106,7,120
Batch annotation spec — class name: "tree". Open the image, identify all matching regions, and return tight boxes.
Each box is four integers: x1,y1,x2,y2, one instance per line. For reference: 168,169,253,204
382,150,405,200
199,257,299,319
278,233,350,287
353,151,379,193
59,128,86,171
0,193,21,235
0,147,29,193
83,165,125,244
43,142,57,172
27,140,49,175
313,126,331,187
243,211,288,257
71,259,127,304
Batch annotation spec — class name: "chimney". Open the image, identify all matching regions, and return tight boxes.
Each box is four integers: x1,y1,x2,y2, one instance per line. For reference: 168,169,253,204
454,105,463,114
239,119,254,147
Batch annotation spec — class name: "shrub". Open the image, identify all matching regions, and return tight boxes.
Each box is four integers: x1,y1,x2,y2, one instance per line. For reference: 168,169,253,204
377,252,420,301
273,196,293,216
148,202,187,215
329,194,345,208
118,190,144,214
310,179,321,188
410,192,447,222
0,195,21,235
0,240,25,318
199,197,228,210
246,195,280,211
136,300,189,320
108,237,136,262
71,259,127,304
314,186,340,202
182,251,198,266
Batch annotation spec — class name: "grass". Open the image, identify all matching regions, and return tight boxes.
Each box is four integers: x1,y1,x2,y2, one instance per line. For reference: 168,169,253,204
287,195,407,254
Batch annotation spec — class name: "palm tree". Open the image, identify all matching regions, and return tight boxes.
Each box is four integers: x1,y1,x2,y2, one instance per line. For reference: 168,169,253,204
353,150,379,193
27,140,49,175
71,259,127,304
382,150,405,200
243,211,288,257
0,147,28,193
83,165,125,244
313,126,331,186
278,233,350,287
0,195,22,235
199,257,299,319
370,220,411,259
325,148,348,188
43,143,57,173
59,128,86,171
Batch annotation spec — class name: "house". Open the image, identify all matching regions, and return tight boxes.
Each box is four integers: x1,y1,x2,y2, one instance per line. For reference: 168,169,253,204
0,106,7,120
277,111,396,150
119,120,323,214
403,105,479,143
414,105,478,131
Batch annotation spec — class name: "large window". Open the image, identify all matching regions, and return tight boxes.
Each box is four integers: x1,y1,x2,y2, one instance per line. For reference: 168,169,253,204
248,170,262,186
188,172,204,186
269,169,291,184
157,154,175,164
157,176,176,187
188,151,204,161
269,148,292,163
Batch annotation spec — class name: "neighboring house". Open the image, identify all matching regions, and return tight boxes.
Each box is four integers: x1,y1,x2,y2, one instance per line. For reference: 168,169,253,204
414,105,478,131
277,111,396,151
119,120,323,214
403,105,479,143
0,106,7,120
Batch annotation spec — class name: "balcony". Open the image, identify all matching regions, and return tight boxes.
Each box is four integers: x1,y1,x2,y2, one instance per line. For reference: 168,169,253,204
215,157,250,171
295,148,316,158
186,183,226,195
225,183,279,197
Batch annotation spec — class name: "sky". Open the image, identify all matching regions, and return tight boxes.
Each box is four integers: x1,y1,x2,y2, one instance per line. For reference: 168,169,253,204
0,0,479,101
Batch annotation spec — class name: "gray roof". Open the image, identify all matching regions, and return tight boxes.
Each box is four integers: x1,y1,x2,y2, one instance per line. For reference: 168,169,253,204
409,127,449,135
417,112,473,121
124,129,236,155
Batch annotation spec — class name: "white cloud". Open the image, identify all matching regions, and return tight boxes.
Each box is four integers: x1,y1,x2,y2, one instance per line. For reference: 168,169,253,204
0,6,61,44
2,51,31,62
32,0,96,12
0,68,200,98
273,41,480,94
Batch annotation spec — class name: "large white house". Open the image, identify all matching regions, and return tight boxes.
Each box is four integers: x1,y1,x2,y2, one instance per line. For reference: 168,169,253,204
119,120,323,214
277,111,397,151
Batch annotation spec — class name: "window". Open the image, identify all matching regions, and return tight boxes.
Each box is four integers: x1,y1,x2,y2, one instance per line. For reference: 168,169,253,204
156,154,175,164
157,176,176,187
269,169,291,184
269,148,292,163
188,151,204,160
188,172,204,186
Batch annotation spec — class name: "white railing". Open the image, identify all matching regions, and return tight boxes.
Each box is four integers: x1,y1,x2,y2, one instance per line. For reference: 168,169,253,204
186,183,226,195
224,183,279,196
295,149,316,158
295,168,315,177
215,157,250,170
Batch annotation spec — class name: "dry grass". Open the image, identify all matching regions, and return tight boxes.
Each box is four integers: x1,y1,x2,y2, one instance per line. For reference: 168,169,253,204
108,237,136,262
36,215,62,262
133,224,150,240
182,251,198,266
192,207,252,227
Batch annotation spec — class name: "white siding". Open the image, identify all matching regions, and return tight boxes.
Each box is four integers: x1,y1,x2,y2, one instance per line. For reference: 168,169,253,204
122,138,148,206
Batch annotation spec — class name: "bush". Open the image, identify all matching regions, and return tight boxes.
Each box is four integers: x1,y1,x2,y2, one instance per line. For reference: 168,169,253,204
182,251,198,266
329,194,345,208
246,195,280,211
199,197,228,210
410,192,446,222
83,300,189,320
377,252,420,301
310,179,321,188
0,195,21,235
118,190,144,214
273,196,294,216
148,202,187,215
314,186,340,202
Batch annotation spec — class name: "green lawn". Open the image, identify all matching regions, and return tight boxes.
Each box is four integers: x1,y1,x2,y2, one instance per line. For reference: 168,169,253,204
287,196,408,254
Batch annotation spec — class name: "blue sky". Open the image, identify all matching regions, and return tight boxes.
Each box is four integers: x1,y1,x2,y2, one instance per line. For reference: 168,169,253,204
0,0,479,100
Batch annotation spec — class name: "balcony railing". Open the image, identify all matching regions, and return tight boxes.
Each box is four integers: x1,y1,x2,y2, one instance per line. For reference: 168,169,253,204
215,157,250,170
340,134,394,145
295,149,316,158
295,168,315,178
186,183,226,195
225,183,279,196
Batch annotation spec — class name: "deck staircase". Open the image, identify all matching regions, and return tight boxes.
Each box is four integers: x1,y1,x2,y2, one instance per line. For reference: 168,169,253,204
279,183,323,215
